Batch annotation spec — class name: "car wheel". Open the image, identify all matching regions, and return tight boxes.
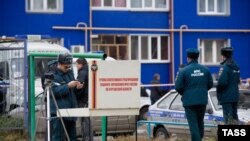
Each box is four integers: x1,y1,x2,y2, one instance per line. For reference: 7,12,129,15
155,127,169,140
139,106,148,120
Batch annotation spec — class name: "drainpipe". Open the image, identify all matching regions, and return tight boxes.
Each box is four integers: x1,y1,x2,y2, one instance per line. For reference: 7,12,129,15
179,25,188,65
169,0,175,83
52,26,250,33
76,22,88,52
89,0,93,52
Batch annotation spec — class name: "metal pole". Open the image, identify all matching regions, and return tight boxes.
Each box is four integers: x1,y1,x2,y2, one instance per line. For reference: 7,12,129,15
46,88,51,141
29,52,105,59
76,22,88,52
53,25,250,33
179,25,188,65
29,55,36,141
23,40,28,130
135,115,138,141
101,116,107,141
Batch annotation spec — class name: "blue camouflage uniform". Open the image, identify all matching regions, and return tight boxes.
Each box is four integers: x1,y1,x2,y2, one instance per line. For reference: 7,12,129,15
50,53,78,141
175,48,213,141
216,47,240,124
51,68,77,141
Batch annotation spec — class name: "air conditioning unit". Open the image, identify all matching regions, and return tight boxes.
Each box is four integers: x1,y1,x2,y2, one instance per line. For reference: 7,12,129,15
27,35,42,41
71,45,84,53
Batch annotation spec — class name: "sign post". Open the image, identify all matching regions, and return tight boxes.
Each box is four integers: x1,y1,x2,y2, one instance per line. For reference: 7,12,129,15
58,60,141,141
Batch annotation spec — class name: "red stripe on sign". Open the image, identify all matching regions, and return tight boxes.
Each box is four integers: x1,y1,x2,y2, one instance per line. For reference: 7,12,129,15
92,61,96,109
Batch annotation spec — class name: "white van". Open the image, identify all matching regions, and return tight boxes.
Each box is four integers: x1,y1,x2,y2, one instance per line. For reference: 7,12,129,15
0,40,69,112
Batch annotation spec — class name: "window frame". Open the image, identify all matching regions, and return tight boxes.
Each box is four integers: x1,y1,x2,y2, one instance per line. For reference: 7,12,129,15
129,34,170,63
91,0,169,11
197,0,230,16
199,39,230,66
26,0,63,14
91,34,129,60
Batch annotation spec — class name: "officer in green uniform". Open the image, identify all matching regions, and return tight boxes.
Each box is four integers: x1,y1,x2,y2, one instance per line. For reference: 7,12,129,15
175,48,213,141
50,53,83,141
216,47,240,125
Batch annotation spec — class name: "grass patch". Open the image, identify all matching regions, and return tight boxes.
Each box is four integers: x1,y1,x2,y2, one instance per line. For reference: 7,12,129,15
0,131,28,141
0,116,23,128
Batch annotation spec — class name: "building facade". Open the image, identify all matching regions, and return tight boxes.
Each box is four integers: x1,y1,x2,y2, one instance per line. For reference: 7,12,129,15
1,0,250,85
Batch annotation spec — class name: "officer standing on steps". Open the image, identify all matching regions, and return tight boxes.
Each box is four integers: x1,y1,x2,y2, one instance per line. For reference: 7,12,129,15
50,53,83,141
175,48,213,141
216,47,240,125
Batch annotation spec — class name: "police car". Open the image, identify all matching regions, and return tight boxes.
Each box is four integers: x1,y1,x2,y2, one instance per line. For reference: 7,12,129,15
146,88,250,139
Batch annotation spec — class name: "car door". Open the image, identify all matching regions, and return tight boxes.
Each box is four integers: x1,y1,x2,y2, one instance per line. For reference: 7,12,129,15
168,94,189,135
91,115,135,135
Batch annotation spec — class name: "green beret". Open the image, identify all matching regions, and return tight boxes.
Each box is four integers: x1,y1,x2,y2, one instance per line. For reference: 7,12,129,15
186,48,199,59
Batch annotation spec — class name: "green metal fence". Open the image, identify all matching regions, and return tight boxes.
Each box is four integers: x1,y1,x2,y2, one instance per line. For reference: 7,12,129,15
28,52,106,141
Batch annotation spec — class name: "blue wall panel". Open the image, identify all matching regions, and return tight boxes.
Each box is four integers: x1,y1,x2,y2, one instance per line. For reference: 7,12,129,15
174,0,250,29
0,1,3,34
2,0,250,82
141,63,170,85
93,11,169,28
174,32,250,79
1,0,89,49
92,11,170,35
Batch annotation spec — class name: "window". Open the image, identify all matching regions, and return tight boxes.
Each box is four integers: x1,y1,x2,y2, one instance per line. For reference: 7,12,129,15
93,0,127,8
92,35,128,60
0,61,9,81
199,39,229,65
131,0,142,8
130,35,169,62
131,0,168,10
198,0,230,15
92,0,169,11
157,93,176,109
11,59,24,79
26,0,63,13
131,36,139,60
169,94,184,111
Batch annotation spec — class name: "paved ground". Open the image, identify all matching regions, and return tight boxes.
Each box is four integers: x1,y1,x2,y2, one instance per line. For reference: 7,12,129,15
35,124,216,141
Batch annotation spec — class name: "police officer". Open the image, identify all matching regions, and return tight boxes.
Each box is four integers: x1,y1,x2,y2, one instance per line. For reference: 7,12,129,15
51,53,82,141
75,58,93,141
175,48,213,141
216,47,240,125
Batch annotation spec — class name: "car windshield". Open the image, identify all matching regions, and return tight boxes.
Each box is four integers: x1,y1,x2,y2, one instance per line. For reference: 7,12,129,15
11,58,24,79
11,58,56,79
210,89,250,111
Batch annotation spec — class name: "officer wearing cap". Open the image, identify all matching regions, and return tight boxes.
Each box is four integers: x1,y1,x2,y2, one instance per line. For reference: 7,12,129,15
175,48,213,141
50,53,83,141
217,47,240,125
